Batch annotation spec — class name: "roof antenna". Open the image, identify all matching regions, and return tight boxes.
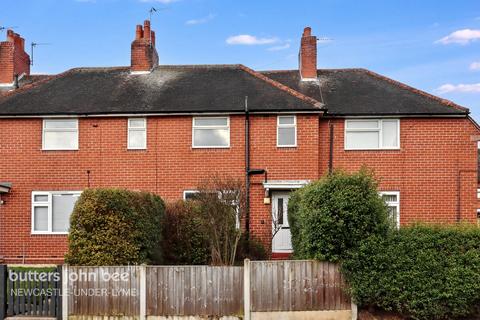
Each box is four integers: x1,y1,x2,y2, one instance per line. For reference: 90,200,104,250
31,42,52,66
148,6,170,47
0,26,18,33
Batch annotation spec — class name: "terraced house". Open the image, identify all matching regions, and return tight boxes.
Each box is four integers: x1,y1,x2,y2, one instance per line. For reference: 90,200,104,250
0,22,478,263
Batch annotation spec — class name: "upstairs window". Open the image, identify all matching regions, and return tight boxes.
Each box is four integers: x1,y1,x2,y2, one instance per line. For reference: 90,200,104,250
380,191,400,228
345,119,399,150
277,116,297,147
192,117,230,148
42,119,79,150
32,191,81,234
128,118,147,149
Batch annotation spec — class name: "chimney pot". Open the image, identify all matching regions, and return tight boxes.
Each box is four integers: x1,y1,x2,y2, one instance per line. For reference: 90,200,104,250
135,25,144,40
143,20,151,41
303,27,312,37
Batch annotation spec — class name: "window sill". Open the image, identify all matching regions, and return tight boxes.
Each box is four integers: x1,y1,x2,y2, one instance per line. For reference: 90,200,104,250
344,148,400,151
31,232,68,236
41,149,79,152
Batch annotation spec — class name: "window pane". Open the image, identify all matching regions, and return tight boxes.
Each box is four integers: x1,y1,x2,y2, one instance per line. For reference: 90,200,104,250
34,206,48,231
194,118,228,126
387,206,398,226
44,119,77,129
277,198,284,225
52,194,79,232
382,120,398,148
278,127,296,146
278,116,295,125
346,120,379,129
184,191,200,201
194,128,229,147
345,131,379,149
44,131,78,149
382,194,398,203
128,130,146,149
129,119,145,128
34,195,48,202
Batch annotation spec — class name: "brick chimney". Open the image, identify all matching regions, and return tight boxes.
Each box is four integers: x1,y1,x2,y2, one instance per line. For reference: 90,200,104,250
131,20,159,73
299,27,317,80
0,30,30,85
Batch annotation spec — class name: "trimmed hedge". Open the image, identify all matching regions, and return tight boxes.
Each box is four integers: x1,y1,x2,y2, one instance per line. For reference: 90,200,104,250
65,188,165,265
342,224,480,320
162,201,210,265
288,170,391,262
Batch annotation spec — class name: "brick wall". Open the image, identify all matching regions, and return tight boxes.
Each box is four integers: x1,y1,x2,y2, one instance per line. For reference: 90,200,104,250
0,115,477,263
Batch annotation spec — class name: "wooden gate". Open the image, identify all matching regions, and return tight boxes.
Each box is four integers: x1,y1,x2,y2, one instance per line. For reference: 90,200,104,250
1,265,62,319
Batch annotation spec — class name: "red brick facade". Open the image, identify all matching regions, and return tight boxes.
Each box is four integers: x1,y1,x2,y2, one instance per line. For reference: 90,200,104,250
0,115,478,263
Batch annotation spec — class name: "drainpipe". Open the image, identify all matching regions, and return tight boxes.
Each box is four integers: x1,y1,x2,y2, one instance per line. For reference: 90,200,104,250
245,96,251,240
328,121,334,174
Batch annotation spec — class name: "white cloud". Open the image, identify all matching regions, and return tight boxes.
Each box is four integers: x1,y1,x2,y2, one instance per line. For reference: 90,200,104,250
470,61,480,70
267,43,290,51
435,29,480,45
435,83,480,94
185,14,215,26
226,34,278,45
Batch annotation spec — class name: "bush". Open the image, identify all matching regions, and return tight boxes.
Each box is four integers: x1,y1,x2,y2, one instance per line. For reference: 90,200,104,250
162,201,210,265
342,224,480,320
288,170,391,262
235,233,268,262
65,188,165,265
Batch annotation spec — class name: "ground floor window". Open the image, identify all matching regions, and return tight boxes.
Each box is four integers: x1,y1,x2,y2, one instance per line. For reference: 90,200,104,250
380,191,400,228
32,191,81,234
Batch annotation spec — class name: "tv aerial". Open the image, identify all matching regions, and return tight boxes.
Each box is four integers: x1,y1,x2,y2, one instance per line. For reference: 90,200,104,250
0,26,19,33
31,42,52,66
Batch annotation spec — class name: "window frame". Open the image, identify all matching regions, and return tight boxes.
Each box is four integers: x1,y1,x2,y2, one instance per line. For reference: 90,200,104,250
31,191,82,235
277,115,297,148
42,119,79,151
127,118,147,150
344,119,400,150
192,117,230,149
379,191,400,228
183,190,200,201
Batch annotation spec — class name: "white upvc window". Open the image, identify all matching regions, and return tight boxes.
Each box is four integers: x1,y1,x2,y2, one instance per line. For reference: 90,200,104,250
183,190,200,201
192,117,230,148
32,191,81,234
277,115,297,147
42,119,79,150
380,191,400,228
345,119,399,150
128,118,147,149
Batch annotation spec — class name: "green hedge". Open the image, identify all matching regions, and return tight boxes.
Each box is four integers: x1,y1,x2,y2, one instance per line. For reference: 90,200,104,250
342,224,480,320
288,170,391,262
162,201,210,265
65,188,165,265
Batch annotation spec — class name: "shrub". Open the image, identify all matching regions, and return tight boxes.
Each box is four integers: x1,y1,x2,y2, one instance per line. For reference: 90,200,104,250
342,224,480,320
235,233,268,262
288,170,391,262
162,201,210,265
65,188,165,265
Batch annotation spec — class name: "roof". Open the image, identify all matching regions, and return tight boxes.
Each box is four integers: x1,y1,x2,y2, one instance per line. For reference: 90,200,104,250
0,182,12,193
0,75,50,96
0,66,468,117
261,69,468,116
0,65,323,116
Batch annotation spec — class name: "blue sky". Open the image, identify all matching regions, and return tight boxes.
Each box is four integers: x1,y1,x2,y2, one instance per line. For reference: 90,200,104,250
2,0,480,119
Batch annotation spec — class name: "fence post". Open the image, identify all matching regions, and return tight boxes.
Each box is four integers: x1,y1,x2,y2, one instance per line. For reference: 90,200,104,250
139,265,146,320
0,265,6,320
56,265,62,320
62,265,68,320
351,301,358,320
243,259,251,320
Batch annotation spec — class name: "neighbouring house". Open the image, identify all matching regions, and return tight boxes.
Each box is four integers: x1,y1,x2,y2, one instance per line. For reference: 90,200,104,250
0,22,479,263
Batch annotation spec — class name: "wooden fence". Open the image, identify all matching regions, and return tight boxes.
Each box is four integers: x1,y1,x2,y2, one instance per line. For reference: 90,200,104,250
250,260,350,312
62,260,353,319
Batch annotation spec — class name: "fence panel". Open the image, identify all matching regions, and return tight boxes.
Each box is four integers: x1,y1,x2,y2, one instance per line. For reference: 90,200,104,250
67,266,140,317
250,260,351,312
146,266,243,317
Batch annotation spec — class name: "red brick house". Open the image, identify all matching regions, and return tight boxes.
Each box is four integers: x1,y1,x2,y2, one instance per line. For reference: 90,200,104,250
0,22,479,263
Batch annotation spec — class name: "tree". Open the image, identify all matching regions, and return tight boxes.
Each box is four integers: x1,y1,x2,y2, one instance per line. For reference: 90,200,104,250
195,175,246,266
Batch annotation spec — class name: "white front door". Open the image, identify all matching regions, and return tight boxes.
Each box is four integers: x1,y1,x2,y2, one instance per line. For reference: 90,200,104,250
272,192,293,253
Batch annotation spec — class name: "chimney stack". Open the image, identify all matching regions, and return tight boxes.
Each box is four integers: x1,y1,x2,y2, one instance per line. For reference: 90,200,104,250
299,27,317,80
0,29,31,85
131,20,159,73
